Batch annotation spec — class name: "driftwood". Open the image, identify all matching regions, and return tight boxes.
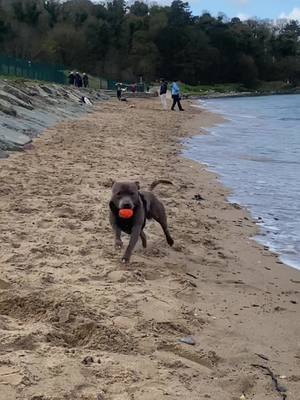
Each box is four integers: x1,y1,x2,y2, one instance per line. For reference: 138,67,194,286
251,364,287,399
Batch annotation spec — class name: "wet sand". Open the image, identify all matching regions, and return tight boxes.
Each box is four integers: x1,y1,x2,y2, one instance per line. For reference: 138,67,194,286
0,98,299,400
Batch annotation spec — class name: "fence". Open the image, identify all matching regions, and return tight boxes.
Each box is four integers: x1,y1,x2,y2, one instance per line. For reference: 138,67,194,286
107,80,145,92
0,54,66,84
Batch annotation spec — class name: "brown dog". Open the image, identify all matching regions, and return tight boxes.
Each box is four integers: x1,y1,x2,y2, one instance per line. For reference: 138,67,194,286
109,180,174,263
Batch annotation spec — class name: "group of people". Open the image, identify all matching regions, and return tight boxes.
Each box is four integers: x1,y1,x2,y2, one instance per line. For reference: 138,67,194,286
159,79,184,111
115,82,138,100
68,71,89,88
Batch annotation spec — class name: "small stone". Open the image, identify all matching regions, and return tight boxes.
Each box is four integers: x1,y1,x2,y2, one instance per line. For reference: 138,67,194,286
179,336,196,346
82,356,94,365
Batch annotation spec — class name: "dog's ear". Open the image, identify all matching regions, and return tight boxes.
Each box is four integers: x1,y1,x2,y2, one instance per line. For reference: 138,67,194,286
109,201,118,214
135,181,140,190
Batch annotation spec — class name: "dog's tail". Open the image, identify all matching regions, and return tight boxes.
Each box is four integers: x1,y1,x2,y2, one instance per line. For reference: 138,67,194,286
149,179,173,191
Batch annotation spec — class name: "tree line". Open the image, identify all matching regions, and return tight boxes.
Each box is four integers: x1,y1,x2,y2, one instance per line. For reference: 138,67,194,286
0,0,300,87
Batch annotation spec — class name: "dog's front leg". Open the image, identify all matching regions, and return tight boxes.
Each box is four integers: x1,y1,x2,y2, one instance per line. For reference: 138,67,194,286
114,226,123,249
122,225,142,263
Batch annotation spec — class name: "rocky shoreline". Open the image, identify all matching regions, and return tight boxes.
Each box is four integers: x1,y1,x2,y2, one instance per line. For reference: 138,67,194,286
0,79,108,157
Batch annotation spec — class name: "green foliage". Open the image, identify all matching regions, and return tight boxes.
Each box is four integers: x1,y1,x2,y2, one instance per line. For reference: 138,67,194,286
0,0,299,85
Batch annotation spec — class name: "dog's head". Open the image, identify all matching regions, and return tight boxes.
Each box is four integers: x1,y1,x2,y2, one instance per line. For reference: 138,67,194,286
109,181,140,212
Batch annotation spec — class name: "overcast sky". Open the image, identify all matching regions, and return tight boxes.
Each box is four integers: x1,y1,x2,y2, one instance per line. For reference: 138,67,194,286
158,0,300,21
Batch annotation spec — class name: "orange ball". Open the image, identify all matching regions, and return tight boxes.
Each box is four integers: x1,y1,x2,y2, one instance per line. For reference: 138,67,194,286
119,209,134,219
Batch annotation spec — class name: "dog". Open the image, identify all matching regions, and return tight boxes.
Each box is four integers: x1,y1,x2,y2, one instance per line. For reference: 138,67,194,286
109,180,174,263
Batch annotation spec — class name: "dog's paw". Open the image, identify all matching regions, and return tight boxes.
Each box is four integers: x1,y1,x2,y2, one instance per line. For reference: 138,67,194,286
167,237,174,247
121,257,129,264
115,241,123,250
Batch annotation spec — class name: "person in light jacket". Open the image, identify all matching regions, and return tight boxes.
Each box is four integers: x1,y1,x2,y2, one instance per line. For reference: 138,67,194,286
171,79,184,111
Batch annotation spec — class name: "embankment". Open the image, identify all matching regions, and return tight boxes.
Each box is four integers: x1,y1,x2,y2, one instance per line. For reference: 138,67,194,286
0,79,108,157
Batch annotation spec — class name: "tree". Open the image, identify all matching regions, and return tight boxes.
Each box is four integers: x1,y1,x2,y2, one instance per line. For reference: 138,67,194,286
130,1,148,17
0,0,299,84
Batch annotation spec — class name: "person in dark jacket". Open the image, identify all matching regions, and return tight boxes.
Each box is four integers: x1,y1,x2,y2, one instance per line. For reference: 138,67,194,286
83,73,89,88
159,79,168,110
68,71,75,85
116,83,122,100
75,72,83,88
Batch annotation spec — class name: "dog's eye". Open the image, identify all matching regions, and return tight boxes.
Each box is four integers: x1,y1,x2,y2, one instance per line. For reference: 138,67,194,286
128,192,135,196
116,192,122,196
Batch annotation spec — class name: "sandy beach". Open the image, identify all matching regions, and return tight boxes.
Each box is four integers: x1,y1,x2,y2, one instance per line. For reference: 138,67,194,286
0,98,299,400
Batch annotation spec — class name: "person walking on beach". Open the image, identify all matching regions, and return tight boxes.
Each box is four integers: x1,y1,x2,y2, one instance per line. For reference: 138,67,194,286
82,73,89,88
75,72,83,88
171,79,184,111
159,79,168,110
116,83,122,100
68,71,75,85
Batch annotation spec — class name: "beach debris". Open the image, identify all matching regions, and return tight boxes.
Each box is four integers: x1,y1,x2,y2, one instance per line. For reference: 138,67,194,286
80,96,93,105
179,336,196,346
82,356,94,365
274,306,286,312
240,394,246,400
186,272,198,279
251,364,288,399
193,193,204,202
255,353,269,361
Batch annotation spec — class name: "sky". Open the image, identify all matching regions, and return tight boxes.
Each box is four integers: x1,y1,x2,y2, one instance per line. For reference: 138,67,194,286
164,0,300,21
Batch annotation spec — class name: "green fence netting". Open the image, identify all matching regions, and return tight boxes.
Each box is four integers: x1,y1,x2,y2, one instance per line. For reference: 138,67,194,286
107,80,145,92
0,54,66,84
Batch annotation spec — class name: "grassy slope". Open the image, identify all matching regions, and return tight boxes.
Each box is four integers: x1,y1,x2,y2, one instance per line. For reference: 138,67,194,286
179,81,297,96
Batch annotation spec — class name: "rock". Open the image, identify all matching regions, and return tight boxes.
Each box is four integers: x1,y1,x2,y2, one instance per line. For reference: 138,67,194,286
179,336,196,345
0,138,23,151
82,356,94,365
0,93,34,110
0,101,17,116
3,84,33,104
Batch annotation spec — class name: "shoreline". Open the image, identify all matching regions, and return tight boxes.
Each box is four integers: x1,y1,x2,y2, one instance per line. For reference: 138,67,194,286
184,88,300,100
0,99,299,399
186,98,300,271
182,102,299,272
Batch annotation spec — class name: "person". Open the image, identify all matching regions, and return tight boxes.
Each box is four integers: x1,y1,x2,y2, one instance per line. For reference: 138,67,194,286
116,83,122,100
131,83,137,94
171,79,184,111
82,73,89,88
159,79,168,110
68,71,75,85
75,72,83,88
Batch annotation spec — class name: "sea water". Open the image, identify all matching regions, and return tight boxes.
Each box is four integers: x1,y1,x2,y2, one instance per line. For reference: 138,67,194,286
184,94,300,270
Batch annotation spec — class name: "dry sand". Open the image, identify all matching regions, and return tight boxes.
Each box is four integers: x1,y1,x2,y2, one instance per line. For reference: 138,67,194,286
0,98,299,400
